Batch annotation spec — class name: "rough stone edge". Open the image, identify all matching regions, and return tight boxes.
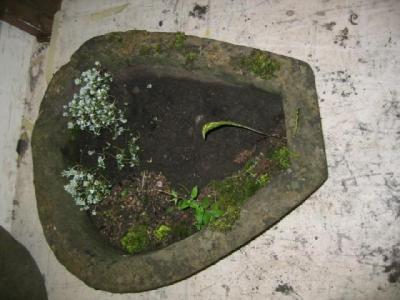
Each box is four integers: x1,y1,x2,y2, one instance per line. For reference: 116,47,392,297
31,30,328,293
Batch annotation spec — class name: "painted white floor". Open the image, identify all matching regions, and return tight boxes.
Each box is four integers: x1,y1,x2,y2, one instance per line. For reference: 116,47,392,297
1,0,399,299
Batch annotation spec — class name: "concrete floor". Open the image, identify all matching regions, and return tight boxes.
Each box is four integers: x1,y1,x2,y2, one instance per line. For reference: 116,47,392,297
1,0,399,299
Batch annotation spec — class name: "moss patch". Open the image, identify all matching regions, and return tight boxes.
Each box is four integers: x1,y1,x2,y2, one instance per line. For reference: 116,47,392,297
271,146,295,170
234,50,280,80
153,225,172,241
121,225,150,254
173,32,187,50
137,32,199,67
204,154,275,232
184,51,198,65
200,142,293,232
139,44,162,56
209,205,241,232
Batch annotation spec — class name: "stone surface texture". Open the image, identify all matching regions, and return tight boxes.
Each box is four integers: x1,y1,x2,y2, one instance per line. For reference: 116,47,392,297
1,0,399,299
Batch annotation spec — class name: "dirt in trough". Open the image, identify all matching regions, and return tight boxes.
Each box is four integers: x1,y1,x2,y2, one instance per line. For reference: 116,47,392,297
63,69,286,253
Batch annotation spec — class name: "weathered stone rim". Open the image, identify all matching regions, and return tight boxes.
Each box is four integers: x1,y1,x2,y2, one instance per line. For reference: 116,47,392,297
32,30,327,293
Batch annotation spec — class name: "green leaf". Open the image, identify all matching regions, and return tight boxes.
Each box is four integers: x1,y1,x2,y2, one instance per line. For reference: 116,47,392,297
210,203,220,211
178,200,191,210
171,190,179,204
195,211,204,225
209,209,224,218
190,186,198,199
190,202,200,210
202,213,211,225
202,121,267,140
200,197,210,209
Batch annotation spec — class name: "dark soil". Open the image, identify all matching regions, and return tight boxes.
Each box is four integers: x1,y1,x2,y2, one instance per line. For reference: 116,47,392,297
63,68,286,253
114,69,284,189
91,171,195,250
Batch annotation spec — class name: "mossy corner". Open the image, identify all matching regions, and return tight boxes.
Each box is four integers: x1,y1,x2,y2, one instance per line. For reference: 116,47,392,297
206,146,293,232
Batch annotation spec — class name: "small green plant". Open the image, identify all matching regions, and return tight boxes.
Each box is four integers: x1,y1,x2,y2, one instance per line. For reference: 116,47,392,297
271,146,295,169
121,225,149,254
239,50,280,80
153,225,171,241
174,186,223,230
202,120,268,140
173,32,186,50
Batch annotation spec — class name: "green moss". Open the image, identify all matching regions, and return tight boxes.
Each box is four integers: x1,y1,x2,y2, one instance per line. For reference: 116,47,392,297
204,146,284,232
153,224,171,241
120,225,149,254
271,146,294,170
209,205,240,232
207,166,266,232
256,173,270,186
184,51,198,65
173,32,186,50
139,44,162,56
237,50,280,80
212,174,261,207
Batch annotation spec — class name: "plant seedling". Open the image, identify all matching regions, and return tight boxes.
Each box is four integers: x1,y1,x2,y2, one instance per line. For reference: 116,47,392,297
174,186,224,230
202,121,268,140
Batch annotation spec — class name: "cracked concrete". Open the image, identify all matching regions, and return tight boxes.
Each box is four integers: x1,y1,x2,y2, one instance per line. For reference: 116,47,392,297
1,0,399,299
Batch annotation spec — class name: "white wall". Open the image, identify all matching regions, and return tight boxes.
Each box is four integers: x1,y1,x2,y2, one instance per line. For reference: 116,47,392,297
0,21,35,231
